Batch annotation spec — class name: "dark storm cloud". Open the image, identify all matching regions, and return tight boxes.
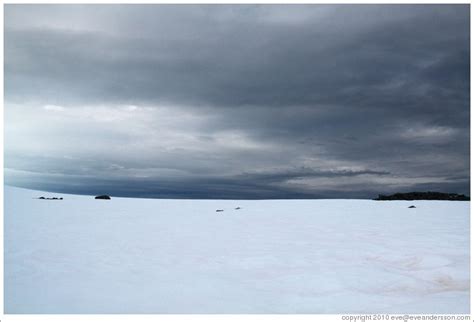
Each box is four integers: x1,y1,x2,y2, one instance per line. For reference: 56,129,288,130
4,167,391,199
4,4,470,198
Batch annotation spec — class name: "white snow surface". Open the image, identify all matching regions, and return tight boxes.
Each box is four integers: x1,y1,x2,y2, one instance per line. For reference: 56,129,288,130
4,185,470,314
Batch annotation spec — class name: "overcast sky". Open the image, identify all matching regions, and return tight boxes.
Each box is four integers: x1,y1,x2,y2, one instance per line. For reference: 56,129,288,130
4,4,470,199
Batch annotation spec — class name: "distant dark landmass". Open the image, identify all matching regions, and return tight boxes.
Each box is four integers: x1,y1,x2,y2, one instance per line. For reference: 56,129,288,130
375,192,470,201
38,196,63,200
95,195,111,200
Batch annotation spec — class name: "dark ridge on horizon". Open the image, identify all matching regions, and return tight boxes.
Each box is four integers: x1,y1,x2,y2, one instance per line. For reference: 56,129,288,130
374,192,470,201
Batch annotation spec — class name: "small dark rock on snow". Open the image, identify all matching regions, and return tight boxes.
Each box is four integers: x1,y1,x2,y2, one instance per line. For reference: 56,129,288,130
216,209,224,212
408,205,416,208
95,195,111,200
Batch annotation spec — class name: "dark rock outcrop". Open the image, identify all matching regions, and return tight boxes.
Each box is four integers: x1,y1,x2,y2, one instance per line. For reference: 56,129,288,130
375,192,469,201
408,205,416,208
95,195,111,200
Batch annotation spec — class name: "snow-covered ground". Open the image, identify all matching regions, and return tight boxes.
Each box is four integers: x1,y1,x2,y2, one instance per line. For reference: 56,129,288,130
4,185,470,314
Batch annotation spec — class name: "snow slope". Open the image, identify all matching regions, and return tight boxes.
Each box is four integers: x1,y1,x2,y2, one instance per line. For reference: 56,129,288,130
4,185,470,313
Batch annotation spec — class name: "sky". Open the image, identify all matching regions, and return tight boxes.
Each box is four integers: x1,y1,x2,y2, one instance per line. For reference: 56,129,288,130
4,4,470,199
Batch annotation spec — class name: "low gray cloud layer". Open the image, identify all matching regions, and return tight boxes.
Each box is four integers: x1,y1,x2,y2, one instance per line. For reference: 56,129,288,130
5,4,470,199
